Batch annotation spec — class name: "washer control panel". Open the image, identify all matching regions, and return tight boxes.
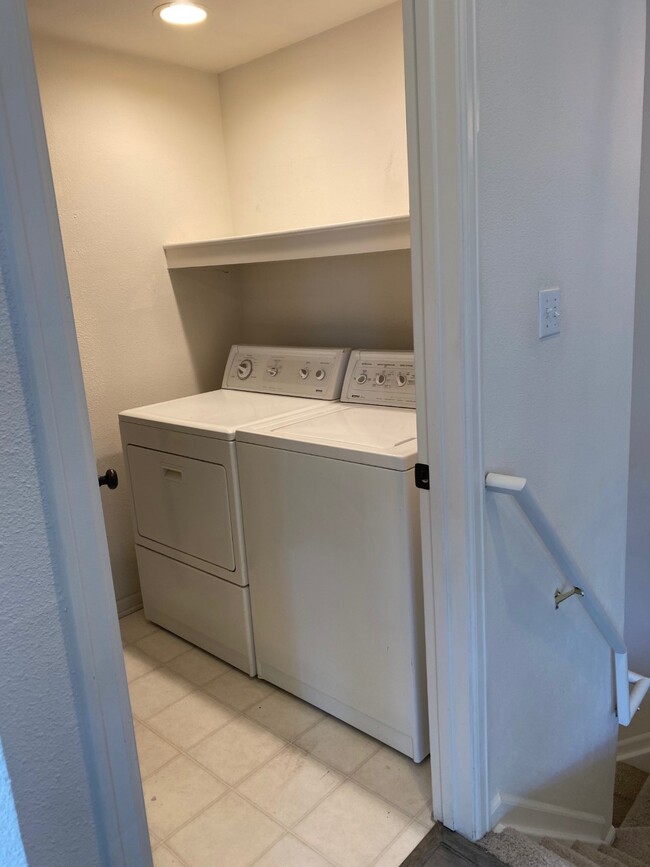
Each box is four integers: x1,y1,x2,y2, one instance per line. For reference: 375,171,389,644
223,346,351,400
341,350,416,408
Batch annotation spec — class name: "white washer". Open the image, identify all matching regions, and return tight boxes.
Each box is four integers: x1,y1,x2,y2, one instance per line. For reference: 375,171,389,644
119,345,350,675
237,350,428,760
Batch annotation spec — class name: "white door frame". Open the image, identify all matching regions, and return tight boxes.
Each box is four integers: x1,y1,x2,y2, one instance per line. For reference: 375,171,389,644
404,0,489,840
0,1,151,863
0,0,488,854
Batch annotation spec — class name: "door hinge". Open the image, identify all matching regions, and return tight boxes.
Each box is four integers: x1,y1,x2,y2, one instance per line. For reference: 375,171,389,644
414,463,430,490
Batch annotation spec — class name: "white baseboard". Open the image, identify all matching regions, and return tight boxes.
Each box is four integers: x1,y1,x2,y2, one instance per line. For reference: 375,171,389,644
117,592,143,617
617,731,650,773
491,792,614,845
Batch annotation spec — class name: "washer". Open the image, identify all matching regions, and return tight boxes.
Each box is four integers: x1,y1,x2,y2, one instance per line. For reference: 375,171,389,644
237,350,428,760
119,345,350,675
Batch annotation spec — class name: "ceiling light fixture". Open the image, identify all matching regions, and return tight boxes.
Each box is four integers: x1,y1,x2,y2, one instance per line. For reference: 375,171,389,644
155,2,207,26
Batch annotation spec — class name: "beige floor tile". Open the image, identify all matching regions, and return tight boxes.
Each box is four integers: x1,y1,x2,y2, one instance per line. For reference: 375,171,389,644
295,780,409,867
135,630,192,664
120,609,159,645
166,647,231,686
253,834,333,866
373,823,429,867
416,804,434,830
204,669,275,711
238,745,343,827
295,716,381,775
124,645,160,683
134,721,179,779
129,668,194,720
153,845,187,867
168,791,283,867
245,690,324,741
147,691,235,750
189,716,285,785
143,755,226,840
352,747,431,817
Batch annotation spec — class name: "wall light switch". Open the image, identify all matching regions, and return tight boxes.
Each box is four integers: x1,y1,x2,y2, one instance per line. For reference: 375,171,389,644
539,287,561,338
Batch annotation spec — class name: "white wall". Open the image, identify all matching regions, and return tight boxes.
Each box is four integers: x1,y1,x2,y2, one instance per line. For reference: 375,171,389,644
625,1,650,759
219,2,408,234
477,0,645,834
0,244,103,865
32,37,238,613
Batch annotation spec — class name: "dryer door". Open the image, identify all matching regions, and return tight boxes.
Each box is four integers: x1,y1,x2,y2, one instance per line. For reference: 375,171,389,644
127,445,236,571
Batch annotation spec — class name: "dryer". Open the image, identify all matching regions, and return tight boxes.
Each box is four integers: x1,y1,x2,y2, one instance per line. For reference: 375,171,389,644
119,345,350,675
236,350,428,760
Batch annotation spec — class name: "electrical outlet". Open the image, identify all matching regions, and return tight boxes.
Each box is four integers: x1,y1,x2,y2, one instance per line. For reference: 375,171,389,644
539,288,561,338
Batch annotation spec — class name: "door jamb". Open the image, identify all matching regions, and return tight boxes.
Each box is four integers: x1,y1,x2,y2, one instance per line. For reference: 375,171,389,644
403,0,489,840
0,1,151,863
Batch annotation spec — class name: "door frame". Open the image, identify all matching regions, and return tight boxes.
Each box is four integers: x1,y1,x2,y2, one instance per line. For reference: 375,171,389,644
404,0,489,840
0,0,488,853
0,1,151,863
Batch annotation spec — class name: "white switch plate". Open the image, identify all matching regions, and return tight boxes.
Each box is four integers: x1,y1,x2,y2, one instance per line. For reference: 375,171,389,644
539,287,561,338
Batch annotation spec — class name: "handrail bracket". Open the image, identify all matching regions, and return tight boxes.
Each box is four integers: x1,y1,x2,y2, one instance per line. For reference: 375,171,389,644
554,586,584,610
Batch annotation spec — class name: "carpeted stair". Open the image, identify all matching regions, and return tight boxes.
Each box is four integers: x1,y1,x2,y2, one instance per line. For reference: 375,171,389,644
479,764,650,866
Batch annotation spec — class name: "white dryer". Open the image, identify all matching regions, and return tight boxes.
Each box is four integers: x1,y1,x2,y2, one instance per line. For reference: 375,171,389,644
237,350,428,760
119,345,350,675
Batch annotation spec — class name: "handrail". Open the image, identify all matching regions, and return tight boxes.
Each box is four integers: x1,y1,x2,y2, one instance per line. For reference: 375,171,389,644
485,472,650,726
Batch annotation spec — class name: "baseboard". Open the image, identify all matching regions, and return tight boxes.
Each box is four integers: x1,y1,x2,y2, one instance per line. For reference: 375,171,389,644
117,592,142,617
491,792,614,845
617,731,650,773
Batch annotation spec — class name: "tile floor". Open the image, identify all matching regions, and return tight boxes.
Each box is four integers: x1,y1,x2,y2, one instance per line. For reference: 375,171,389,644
121,610,433,867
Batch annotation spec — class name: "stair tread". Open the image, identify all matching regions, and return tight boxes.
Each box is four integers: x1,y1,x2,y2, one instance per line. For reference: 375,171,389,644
613,827,650,861
597,843,647,867
540,838,594,866
572,841,630,866
620,775,650,828
480,829,573,866
613,763,649,828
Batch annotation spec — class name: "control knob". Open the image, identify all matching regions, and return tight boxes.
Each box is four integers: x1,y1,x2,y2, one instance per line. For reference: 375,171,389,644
396,374,407,387
356,373,368,384
315,369,326,381
237,359,253,380
299,368,309,380
267,366,279,377
375,374,386,385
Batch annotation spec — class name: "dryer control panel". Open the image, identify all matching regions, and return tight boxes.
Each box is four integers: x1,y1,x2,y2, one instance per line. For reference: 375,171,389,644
341,350,416,408
223,346,351,400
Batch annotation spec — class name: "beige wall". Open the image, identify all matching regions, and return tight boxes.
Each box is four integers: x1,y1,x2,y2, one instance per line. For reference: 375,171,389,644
238,251,412,350
33,37,238,612
219,3,408,234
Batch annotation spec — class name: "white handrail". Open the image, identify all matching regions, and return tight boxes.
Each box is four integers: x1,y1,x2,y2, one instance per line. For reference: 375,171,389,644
485,472,650,726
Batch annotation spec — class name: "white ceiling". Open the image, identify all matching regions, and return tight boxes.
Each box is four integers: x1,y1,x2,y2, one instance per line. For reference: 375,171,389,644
26,0,396,74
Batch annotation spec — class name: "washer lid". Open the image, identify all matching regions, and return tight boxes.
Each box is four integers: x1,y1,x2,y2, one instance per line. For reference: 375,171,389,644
237,404,417,470
119,389,326,440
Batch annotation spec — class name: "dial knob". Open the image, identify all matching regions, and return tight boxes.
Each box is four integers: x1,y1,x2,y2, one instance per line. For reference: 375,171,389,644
375,374,386,385
315,369,326,381
299,368,309,380
356,373,368,384
267,366,279,377
396,374,407,387
237,359,253,380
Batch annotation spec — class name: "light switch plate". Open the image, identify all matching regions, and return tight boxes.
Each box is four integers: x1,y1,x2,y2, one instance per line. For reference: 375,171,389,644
539,287,561,338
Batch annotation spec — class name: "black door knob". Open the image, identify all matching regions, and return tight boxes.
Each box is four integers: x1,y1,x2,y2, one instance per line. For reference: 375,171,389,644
98,469,118,490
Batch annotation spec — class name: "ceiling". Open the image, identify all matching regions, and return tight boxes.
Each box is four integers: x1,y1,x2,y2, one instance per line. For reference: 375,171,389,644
26,0,396,74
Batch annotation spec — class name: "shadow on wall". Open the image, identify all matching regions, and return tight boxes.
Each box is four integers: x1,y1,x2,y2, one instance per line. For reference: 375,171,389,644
170,266,242,393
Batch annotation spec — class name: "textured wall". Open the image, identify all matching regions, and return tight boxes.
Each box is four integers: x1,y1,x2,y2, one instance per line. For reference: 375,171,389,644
33,37,238,612
219,3,408,234
0,238,103,864
478,0,644,827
